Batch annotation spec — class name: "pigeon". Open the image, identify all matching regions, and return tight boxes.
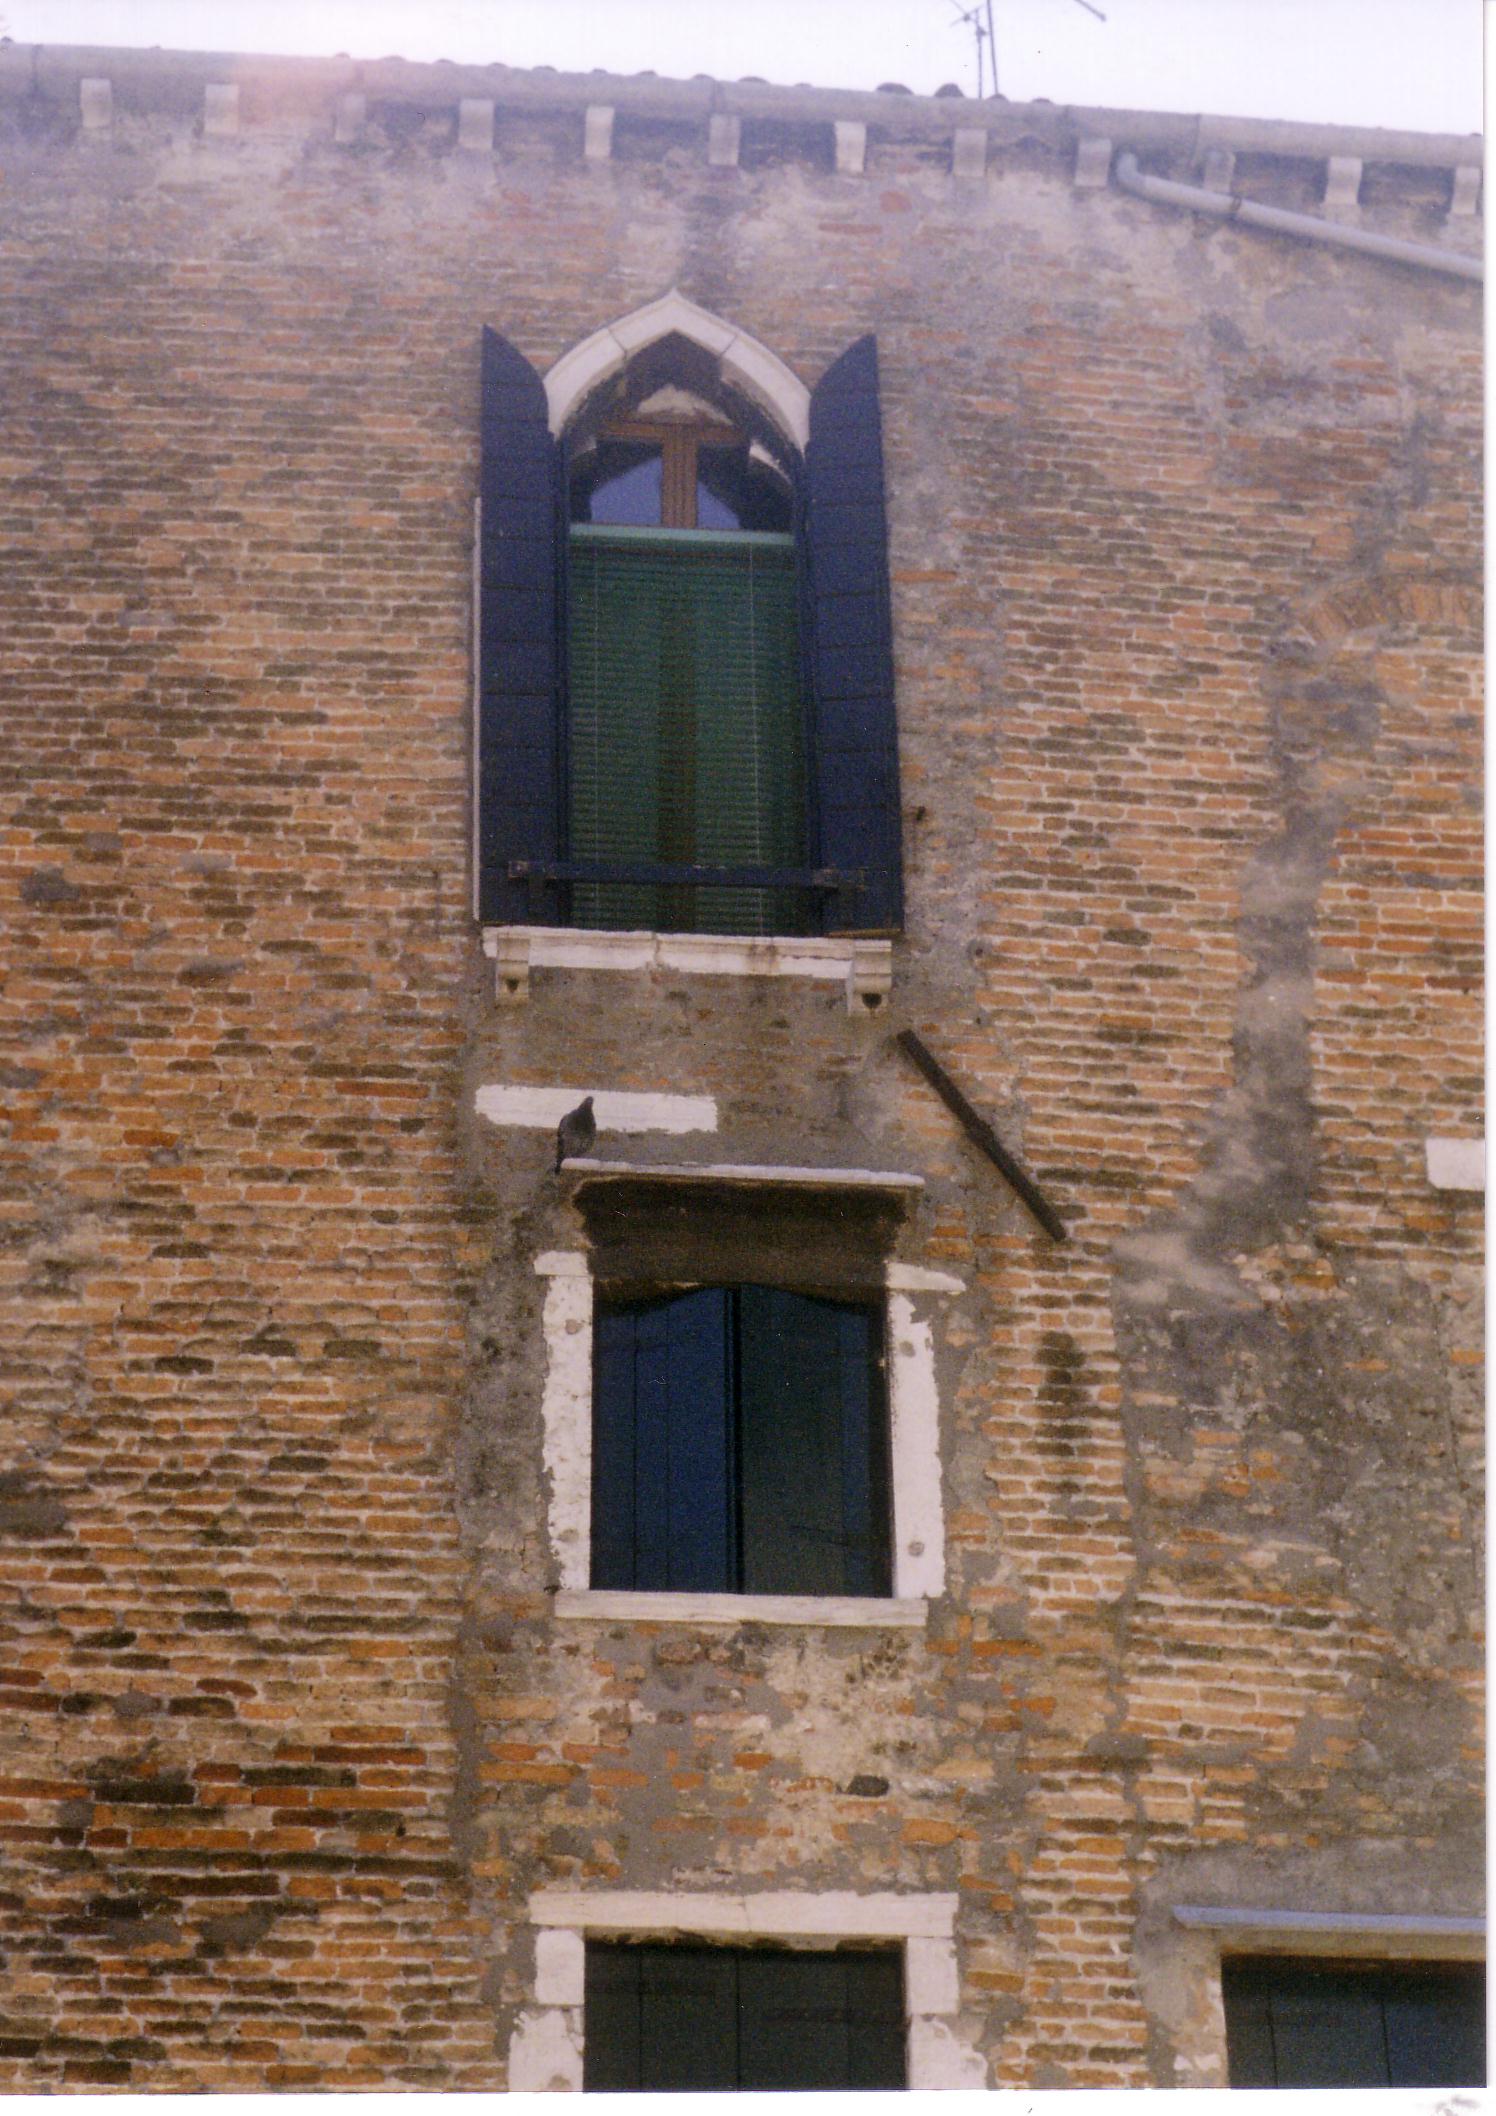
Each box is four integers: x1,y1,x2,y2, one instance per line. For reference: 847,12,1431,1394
555,1096,597,1172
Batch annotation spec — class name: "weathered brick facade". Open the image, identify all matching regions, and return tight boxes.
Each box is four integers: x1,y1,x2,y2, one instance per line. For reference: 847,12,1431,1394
0,45,1481,2089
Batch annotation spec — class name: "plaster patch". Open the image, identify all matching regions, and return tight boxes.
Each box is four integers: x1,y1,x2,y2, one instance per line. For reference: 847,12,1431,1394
886,1261,965,1295
1425,1136,1484,1191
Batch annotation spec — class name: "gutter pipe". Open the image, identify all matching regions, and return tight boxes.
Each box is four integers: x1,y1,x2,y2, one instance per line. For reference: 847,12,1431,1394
1114,149,1481,283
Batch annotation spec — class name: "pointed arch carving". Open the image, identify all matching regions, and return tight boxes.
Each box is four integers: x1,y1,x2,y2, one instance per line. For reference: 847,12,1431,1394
542,290,811,452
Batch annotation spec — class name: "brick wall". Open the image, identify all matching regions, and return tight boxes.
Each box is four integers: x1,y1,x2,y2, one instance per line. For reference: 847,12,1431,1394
0,52,1481,2089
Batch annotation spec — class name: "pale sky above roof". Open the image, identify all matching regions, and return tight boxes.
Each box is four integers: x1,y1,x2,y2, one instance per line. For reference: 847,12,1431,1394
10,0,1482,133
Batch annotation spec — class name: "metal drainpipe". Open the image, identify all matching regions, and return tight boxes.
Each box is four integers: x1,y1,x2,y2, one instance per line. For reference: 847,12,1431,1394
1114,149,1482,283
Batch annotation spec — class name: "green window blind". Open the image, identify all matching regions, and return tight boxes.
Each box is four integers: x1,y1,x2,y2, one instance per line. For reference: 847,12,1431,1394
566,526,808,936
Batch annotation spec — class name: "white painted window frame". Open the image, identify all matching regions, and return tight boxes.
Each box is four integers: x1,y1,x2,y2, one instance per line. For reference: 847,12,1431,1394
509,1889,986,2092
535,1252,956,1625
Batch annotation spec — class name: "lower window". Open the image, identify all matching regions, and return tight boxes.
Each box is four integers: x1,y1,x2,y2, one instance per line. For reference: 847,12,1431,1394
583,1941,907,2092
591,1283,891,1596
1222,1957,1485,2087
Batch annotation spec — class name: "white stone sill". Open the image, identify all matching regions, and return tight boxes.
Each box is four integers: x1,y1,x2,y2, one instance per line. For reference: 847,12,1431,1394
483,924,894,1010
554,1589,927,1628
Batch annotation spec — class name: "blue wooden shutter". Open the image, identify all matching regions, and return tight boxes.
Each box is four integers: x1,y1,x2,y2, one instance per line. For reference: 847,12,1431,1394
803,335,903,934
476,328,563,923
736,1289,891,1597
591,1291,735,1591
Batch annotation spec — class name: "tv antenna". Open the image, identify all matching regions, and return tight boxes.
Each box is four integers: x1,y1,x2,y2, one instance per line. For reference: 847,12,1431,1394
947,0,1107,100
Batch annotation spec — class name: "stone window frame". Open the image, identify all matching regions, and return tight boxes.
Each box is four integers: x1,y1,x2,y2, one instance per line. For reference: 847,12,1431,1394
509,1889,986,2092
1157,1903,1486,2087
534,1198,957,1627
477,289,897,1015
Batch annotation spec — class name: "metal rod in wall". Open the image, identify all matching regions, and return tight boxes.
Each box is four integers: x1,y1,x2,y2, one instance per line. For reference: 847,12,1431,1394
895,1029,1069,1243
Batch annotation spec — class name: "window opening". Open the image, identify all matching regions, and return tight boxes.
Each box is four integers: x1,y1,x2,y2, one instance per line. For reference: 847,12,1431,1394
583,1940,907,2092
1222,1957,1485,2088
590,1282,892,1597
565,400,805,938
478,323,903,939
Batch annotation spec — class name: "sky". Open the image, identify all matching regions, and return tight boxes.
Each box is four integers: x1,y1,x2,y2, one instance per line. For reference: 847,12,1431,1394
7,0,1483,133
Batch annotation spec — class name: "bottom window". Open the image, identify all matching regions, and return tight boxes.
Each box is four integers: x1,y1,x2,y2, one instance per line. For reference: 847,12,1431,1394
1223,1957,1485,2088
583,1940,907,2092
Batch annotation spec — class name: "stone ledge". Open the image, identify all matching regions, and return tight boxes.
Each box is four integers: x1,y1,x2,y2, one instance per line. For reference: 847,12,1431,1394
559,1158,923,1191
484,924,893,1012
530,1887,959,1937
553,1589,927,1627
1172,1904,1485,1960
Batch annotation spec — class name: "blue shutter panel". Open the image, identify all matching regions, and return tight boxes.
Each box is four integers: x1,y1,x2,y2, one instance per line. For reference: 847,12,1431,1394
736,1290,891,1597
476,328,563,923
591,1291,734,1591
804,334,903,933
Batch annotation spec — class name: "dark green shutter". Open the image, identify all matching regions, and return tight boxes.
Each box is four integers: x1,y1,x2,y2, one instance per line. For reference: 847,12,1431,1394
567,528,807,934
1223,1959,1486,2088
584,1944,738,2093
584,1943,906,2092
476,329,564,923
737,1948,906,2090
803,334,904,934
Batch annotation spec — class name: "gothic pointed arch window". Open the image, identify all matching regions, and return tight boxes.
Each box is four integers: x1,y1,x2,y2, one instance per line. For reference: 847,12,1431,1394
475,300,903,940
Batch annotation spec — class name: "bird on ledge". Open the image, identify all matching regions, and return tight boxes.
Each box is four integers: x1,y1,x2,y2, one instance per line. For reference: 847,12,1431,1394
555,1096,597,1172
